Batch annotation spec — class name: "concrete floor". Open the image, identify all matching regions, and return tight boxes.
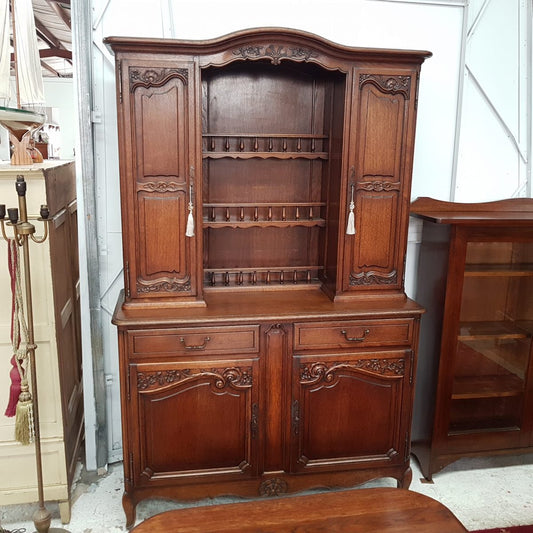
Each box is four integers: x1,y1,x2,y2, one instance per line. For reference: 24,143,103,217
1,453,533,532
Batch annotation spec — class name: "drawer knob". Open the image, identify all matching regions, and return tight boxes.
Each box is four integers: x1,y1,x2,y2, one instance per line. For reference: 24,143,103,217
341,329,370,342
180,336,211,350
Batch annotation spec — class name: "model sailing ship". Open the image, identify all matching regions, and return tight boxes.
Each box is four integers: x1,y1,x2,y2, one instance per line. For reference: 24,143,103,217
0,0,46,164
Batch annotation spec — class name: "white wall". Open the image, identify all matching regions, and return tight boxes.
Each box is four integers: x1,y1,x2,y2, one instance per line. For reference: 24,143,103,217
84,0,531,466
0,78,75,161
42,77,76,160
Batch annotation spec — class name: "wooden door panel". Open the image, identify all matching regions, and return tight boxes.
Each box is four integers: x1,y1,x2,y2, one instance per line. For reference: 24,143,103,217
123,63,198,300
130,359,259,485
343,71,415,293
354,191,398,277
137,193,186,279
291,351,410,473
49,204,84,486
136,83,186,178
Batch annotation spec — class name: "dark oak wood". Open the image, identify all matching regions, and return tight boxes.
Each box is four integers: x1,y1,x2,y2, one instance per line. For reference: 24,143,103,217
131,487,467,533
411,197,533,481
107,29,430,528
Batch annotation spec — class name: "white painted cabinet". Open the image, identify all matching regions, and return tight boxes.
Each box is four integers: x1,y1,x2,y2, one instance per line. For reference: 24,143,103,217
0,161,83,524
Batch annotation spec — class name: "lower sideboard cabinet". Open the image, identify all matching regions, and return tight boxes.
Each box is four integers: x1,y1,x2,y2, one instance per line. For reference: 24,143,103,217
113,291,422,527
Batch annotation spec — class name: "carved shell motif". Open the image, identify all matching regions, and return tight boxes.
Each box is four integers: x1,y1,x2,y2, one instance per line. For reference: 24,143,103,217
259,478,288,496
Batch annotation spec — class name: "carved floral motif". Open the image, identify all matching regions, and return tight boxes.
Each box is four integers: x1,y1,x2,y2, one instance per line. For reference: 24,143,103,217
300,358,405,384
232,44,319,65
137,366,253,391
359,74,411,98
358,180,401,192
129,67,189,92
138,182,183,193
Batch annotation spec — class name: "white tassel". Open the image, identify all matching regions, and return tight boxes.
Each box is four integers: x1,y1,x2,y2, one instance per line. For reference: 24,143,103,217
185,202,194,237
346,202,355,235
346,184,356,235
185,184,194,237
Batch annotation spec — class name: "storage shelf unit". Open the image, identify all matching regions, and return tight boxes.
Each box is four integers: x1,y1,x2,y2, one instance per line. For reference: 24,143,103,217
410,197,533,481
106,28,430,527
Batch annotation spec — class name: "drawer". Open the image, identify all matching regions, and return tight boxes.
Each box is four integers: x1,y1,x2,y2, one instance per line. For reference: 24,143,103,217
130,325,260,356
294,319,413,350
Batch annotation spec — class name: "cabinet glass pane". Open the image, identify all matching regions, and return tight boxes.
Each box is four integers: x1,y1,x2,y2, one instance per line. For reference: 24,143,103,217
449,241,533,434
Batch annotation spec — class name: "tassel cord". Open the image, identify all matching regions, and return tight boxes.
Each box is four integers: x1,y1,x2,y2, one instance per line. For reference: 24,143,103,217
346,183,356,235
185,183,195,237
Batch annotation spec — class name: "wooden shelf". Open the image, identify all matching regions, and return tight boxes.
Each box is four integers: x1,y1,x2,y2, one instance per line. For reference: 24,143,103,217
464,263,533,277
204,220,326,229
451,375,524,400
448,420,520,435
458,321,533,341
203,133,329,160
204,203,326,228
203,152,328,160
458,339,528,379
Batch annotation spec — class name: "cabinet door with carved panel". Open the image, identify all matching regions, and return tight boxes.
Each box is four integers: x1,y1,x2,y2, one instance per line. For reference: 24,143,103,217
289,348,414,482
117,59,201,303
342,69,420,294
125,357,260,490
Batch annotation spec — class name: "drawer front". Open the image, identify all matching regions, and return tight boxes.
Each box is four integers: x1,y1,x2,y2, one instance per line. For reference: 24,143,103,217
294,319,413,350
130,325,260,356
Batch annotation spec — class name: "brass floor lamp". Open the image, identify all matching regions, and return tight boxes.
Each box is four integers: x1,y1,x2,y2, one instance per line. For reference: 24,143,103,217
1,175,69,533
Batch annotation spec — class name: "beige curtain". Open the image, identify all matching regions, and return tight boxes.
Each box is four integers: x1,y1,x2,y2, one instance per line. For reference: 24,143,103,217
0,0,9,103
14,0,44,106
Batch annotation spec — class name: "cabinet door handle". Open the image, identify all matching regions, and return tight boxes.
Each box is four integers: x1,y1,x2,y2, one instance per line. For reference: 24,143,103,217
341,329,370,342
180,336,211,350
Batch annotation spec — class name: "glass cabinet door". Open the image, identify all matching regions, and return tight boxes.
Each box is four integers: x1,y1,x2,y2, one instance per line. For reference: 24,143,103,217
450,240,533,435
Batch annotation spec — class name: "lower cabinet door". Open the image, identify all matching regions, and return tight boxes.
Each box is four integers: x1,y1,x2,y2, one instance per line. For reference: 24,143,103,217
127,357,260,486
290,349,413,473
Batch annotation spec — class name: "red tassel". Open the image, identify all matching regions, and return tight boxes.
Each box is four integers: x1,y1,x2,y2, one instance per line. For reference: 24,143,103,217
5,356,21,417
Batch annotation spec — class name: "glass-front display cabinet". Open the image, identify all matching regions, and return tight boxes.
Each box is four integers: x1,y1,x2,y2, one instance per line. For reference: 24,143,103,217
410,197,533,481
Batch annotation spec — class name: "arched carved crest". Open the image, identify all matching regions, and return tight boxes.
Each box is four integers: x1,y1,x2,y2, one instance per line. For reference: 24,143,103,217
359,74,411,99
129,67,189,92
232,44,319,65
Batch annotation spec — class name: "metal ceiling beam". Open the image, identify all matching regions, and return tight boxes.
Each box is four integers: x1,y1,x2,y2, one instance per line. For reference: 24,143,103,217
35,18,63,49
39,48,72,59
40,59,60,76
10,48,72,61
46,0,71,30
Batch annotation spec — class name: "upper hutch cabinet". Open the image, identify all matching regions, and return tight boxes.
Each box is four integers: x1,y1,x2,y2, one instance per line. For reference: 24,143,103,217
410,197,533,481
106,28,430,527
